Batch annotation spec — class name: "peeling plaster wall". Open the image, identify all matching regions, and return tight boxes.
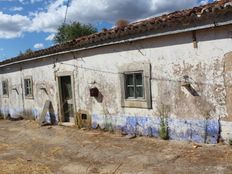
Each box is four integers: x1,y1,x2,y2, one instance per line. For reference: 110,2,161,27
0,69,23,118
0,58,59,120
75,25,232,118
0,24,232,143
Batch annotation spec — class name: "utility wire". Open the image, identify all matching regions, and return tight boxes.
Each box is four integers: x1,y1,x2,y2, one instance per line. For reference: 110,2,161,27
59,62,228,87
60,62,120,75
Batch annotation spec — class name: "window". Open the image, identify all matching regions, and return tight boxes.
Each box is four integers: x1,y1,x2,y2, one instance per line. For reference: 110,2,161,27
120,63,152,109
2,80,9,97
125,72,144,99
24,77,33,98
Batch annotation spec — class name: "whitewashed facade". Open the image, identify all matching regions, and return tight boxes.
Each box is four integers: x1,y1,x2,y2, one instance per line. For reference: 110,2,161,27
1,1,232,144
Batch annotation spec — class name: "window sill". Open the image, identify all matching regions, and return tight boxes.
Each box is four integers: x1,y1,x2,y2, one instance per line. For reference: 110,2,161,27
25,96,34,99
122,99,151,109
125,98,146,102
2,95,9,98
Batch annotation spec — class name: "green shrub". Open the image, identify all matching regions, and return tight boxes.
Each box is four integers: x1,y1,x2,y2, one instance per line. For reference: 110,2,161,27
159,116,169,140
157,104,170,140
229,139,232,146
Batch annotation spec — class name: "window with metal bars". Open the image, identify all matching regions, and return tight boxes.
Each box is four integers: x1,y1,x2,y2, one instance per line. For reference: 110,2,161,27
125,72,144,99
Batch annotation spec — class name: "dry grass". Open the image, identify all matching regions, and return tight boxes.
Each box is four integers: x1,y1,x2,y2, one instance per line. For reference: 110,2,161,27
0,158,52,174
0,120,232,174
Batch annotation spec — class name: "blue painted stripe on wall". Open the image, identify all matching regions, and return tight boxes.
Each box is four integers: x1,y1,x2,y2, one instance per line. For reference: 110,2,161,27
92,114,219,144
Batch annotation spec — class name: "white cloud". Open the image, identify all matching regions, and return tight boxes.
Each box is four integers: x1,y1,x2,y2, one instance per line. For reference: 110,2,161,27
30,0,43,4
0,12,30,39
10,6,23,12
34,43,44,49
18,0,43,4
199,0,211,5
17,0,43,5
18,0,27,4
45,33,55,41
0,0,211,39
28,0,201,33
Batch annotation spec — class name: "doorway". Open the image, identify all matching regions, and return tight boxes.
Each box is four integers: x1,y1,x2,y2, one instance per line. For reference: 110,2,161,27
58,75,74,122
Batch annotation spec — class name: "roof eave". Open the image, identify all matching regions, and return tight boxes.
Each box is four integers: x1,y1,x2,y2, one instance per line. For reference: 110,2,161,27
1,19,232,68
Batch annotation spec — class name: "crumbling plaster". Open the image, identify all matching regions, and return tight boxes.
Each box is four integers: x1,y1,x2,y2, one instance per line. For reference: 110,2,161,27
0,24,232,143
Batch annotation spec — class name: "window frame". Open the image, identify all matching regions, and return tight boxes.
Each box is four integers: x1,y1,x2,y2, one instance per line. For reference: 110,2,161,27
120,63,152,109
2,80,9,98
24,76,33,99
124,71,144,99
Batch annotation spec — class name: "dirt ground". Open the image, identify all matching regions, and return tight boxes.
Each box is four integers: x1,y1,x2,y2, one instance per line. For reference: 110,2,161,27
0,120,232,174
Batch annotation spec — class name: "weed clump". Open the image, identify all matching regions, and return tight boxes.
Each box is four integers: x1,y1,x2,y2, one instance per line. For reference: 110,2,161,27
229,139,232,146
158,104,170,140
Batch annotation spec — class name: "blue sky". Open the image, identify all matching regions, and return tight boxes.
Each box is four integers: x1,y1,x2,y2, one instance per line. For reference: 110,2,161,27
0,0,213,61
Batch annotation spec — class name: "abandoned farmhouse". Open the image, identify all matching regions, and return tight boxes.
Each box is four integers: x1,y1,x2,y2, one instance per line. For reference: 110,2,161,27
0,0,232,144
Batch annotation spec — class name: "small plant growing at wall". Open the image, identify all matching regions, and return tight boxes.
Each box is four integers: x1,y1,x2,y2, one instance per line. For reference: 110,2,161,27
116,19,129,28
0,110,3,120
104,121,114,133
159,115,169,140
157,103,170,140
102,106,115,133
229,139,232,146
23,109,35,120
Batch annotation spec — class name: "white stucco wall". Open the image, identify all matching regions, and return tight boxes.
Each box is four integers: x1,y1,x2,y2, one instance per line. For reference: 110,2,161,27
72,25,232,120
0,24,232,143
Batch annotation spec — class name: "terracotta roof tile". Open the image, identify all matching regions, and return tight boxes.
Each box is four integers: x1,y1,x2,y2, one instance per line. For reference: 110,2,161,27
0,0,232,66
